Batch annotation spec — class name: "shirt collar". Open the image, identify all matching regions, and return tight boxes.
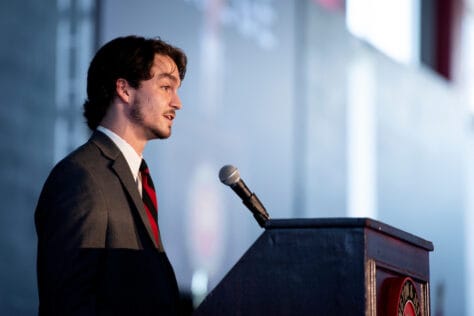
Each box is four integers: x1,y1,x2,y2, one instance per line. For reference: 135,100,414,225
97,126,142,181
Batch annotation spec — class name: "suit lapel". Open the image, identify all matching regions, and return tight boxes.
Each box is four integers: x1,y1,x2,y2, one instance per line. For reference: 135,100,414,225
90,131,159,249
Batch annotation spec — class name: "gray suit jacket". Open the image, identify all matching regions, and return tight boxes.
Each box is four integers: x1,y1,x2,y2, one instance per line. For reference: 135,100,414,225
35,131,179,315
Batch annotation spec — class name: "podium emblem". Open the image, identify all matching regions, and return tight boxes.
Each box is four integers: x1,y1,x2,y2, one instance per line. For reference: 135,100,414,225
385,277,421,316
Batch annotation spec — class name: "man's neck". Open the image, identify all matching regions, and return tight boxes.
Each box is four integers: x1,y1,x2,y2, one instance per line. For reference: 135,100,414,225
100,121,146,156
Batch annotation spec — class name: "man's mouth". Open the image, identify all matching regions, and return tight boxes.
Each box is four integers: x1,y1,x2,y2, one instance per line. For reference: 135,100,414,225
164,113,175,121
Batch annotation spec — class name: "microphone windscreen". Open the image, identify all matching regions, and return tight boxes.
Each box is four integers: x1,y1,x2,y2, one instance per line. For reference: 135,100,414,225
219,165,240,186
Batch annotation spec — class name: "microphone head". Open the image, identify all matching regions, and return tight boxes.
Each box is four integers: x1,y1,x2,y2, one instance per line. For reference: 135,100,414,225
219,165,240,186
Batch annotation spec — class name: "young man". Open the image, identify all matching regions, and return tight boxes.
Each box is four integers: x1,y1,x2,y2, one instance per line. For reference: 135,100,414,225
35,35,187,315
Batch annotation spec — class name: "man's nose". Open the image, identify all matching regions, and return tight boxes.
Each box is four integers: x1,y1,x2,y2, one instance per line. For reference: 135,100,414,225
171,92,182,110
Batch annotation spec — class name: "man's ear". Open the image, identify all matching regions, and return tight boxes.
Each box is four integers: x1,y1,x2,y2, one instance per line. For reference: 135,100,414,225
115,78,133,103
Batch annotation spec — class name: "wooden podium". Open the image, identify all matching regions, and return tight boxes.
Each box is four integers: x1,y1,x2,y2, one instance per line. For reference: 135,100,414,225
193,218,434,315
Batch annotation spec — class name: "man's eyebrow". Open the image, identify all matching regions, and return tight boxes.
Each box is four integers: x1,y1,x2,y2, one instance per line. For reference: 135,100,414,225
157,73,178,82
156,72,181,87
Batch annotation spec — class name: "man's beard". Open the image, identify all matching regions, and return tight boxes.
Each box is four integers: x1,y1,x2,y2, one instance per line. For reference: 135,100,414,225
130,100,170,140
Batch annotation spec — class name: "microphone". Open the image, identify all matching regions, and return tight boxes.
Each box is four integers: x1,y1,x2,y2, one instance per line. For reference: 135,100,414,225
219,165,270,227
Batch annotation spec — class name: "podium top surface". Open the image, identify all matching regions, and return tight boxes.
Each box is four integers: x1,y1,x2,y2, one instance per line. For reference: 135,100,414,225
265,217,434,251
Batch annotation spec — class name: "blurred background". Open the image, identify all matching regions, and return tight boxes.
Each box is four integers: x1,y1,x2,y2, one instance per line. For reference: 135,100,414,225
1,0,473,314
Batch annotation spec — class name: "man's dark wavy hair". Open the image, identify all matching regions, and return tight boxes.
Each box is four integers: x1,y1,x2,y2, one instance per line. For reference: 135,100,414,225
83,35,187,130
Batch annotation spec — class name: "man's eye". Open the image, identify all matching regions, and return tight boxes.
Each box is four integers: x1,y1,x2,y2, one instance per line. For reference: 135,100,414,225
161,86,171,91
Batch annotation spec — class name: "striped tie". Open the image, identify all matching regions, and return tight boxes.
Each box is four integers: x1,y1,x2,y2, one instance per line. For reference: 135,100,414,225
140,159,162,249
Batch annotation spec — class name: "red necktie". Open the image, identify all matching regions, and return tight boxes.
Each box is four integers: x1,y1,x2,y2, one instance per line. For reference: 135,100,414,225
140,159,161,249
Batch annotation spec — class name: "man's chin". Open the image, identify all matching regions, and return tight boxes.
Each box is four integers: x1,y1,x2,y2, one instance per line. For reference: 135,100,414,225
150,128,171,140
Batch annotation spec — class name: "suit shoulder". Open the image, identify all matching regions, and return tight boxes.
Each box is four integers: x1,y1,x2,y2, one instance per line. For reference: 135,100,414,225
53,138,111,173
35,140,111,223
38,141,105,196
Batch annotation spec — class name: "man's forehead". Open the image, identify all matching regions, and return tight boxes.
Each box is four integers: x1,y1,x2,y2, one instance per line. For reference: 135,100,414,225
153,54,178,74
